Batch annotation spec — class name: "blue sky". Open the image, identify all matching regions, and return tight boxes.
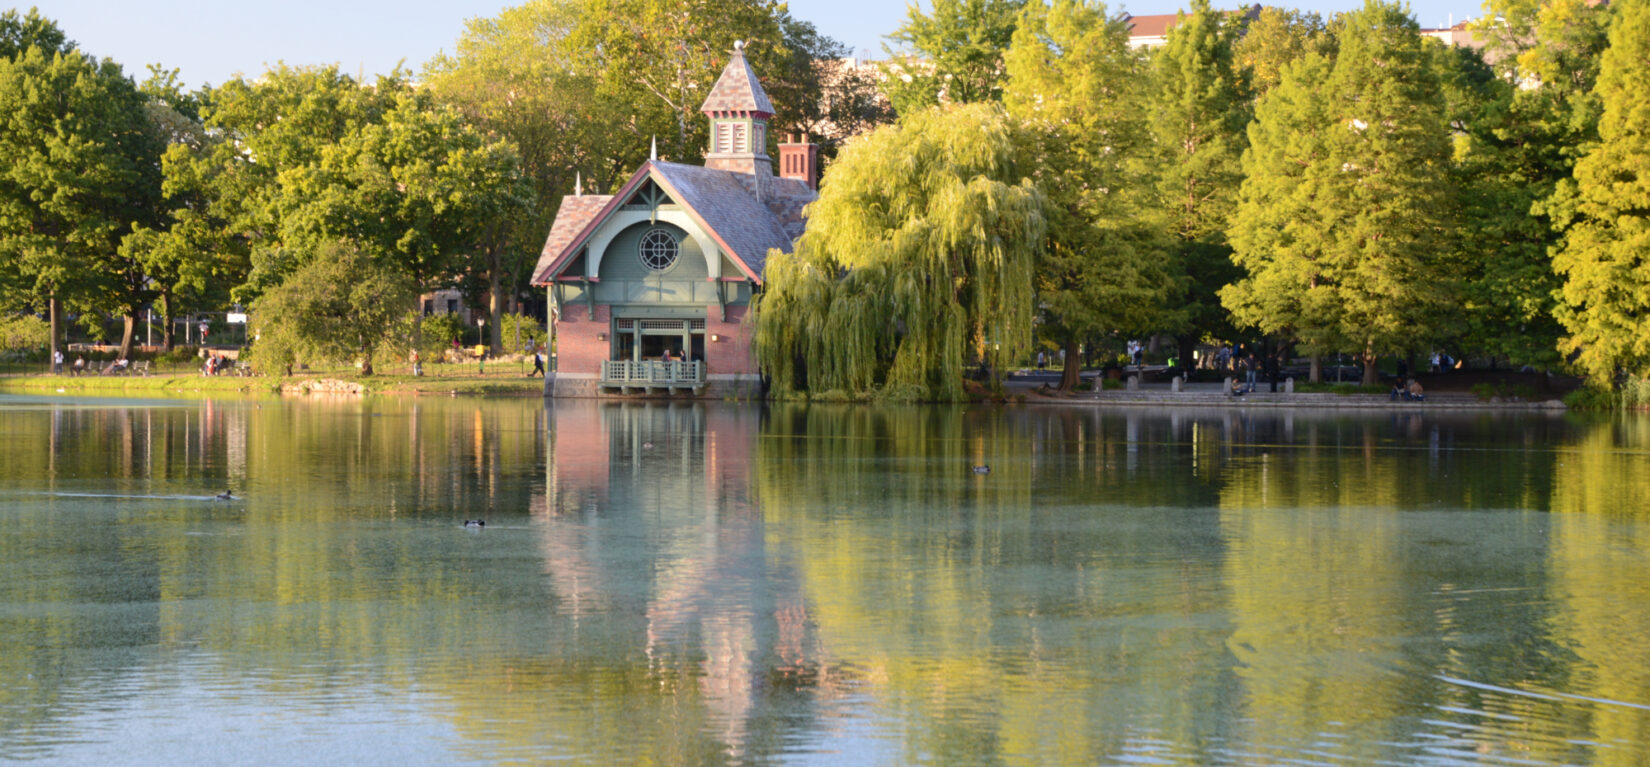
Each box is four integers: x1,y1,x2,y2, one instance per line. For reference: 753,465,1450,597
29,0,1490,88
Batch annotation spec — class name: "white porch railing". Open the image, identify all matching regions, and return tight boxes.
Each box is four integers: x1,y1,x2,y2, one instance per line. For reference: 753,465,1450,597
601,360,705,387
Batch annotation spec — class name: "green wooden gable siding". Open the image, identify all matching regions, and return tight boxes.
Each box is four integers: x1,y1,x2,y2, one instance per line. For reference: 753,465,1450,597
600,222,706,281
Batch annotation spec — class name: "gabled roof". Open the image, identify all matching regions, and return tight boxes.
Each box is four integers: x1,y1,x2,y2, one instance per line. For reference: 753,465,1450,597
530,161,815,286
700,42,775,117
1123,12,1179,38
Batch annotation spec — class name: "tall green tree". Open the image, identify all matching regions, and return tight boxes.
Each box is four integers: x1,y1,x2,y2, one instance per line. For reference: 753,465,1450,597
1149,0,1251,374
1004,0,1166,391
1553,0,1650,383
275,90,533,349
162,65,405,301
753,104,1045,401
881,0,1025,113
119,66,229,351
563,0,801,162
1226,1,1454,385
164,63,530,355
1221,52,1342,375
1455,0,1612,370
0,39,164,361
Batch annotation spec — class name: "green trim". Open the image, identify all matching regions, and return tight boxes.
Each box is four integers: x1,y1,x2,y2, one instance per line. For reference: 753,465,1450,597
608,305,708,318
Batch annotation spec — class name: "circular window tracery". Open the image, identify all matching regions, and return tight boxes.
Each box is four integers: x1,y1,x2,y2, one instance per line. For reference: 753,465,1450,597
639,228,679,272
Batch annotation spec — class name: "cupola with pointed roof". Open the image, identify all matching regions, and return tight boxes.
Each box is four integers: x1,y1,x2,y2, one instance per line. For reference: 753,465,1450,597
700,40,774,177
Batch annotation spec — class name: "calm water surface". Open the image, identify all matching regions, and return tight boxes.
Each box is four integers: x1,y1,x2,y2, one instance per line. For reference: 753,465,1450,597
2,394,1649,765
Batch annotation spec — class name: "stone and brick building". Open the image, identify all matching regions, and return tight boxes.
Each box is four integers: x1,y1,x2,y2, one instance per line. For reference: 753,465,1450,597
532,41,816,398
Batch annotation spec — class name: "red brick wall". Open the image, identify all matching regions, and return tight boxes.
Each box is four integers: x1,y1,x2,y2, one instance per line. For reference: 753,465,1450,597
553,304,611,377
706,305,758,377
548,401,611,504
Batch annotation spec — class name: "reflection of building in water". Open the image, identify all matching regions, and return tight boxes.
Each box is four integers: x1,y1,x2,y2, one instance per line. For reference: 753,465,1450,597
539,400,819,758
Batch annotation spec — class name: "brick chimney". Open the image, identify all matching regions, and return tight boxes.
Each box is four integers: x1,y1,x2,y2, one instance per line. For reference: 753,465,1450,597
778,133,819,190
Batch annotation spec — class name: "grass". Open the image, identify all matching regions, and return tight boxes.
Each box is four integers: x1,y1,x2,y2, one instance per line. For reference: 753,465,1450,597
0,362,547,398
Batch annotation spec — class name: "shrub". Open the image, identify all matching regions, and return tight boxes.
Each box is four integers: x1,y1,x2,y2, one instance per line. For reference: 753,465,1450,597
498,312,549,352
1564,386,1616,410
0,314,49,355
1297,381,1386,395
159,346,201,365
418,312,466,358
1472,380,1543,402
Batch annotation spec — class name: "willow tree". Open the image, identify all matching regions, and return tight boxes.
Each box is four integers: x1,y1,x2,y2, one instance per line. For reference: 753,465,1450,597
753,103,1045,401
1554,0,1650,383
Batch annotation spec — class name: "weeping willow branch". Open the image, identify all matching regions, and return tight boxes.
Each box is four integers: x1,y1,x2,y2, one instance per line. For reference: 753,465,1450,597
753,104,1046,402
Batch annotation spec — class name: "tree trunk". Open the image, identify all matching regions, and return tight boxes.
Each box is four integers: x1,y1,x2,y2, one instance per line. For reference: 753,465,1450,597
161,291,175,350
48,294,60,372
1309,354,1322,383
1058,336,1082,392
118,311,138,360
488,252,504,354
1266,339,1281,393
1361,339,1378,386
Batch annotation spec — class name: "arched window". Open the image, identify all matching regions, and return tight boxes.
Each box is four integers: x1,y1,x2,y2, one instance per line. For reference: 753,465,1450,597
638,228,679,272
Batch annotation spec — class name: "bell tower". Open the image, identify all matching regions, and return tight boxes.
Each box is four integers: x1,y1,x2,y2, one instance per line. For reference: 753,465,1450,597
700,41,775,178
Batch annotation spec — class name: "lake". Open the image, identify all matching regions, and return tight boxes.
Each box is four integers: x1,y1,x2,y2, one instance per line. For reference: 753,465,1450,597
1,394,1648,765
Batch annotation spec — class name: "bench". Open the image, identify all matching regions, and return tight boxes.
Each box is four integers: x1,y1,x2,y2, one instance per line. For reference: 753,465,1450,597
130,360,150,376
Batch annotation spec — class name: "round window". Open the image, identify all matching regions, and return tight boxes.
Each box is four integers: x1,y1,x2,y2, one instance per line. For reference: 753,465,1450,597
639,228,679,272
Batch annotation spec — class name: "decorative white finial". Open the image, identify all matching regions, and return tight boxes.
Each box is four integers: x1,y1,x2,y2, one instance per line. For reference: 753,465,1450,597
733,40,745,52
651,136,657,161
575,172,582,197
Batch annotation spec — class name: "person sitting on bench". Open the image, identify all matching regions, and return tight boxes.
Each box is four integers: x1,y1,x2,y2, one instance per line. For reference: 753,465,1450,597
1406,378,1426,402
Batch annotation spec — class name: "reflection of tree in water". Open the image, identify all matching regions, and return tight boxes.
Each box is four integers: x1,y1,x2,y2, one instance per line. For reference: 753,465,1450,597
751,404,1249,764
5,398,1650,764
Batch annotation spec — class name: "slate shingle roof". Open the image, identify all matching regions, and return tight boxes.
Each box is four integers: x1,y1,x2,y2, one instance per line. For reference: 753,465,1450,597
530,194,613,285
699,44,775,117
529,161,816,286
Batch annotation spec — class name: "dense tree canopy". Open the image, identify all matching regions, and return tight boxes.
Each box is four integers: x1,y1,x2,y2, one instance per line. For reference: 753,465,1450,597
881,0,1025,113
1003,0,1167,391
0,37,164,357
1225,0,1454,385
1553,0,1650,383
1148,0,1252,374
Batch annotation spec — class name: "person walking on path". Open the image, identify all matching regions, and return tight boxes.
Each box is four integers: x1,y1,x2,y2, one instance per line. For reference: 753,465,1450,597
53,349,63,374
530,351,545,377
1244,353,1258,393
